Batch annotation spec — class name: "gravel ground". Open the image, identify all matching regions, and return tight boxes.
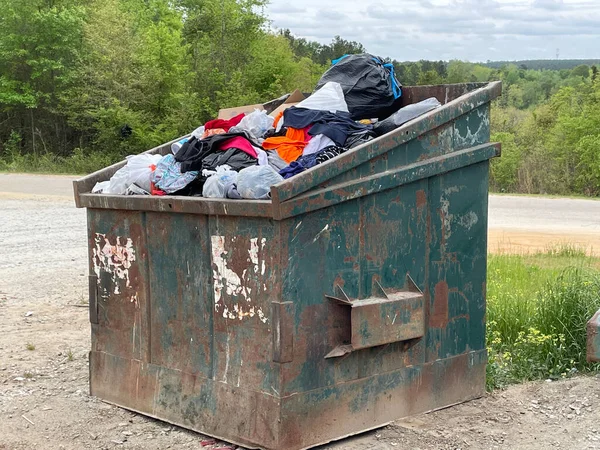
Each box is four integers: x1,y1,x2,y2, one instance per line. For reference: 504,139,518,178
1,178,600,450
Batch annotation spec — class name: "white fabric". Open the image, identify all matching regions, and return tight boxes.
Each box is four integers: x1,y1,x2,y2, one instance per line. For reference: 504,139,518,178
302,134,335,156
254,147,269,166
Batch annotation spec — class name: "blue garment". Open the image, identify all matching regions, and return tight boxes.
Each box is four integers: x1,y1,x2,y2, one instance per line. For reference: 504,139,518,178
152,154,199,194
279,146,346,179
279,162,305,179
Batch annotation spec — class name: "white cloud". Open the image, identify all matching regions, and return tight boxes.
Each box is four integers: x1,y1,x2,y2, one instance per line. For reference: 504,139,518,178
266,0,600,61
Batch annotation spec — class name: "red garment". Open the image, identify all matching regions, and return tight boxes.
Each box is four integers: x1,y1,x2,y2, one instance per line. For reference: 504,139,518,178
204,113,245,132
218,136,258,158
151,183,166,196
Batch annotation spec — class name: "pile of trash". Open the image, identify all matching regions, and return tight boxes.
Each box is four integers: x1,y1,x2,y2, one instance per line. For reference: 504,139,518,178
93,54,441,200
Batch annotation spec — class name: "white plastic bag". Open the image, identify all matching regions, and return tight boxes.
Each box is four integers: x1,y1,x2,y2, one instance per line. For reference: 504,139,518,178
230,109,274,140
125,154,162,192
102,166,130,194
92,181,110,194
237,165,283,200
296,82,348,113
202,165,238,198
191,125,205,140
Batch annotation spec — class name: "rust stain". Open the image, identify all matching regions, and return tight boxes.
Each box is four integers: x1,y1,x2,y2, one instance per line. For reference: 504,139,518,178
416,190,427,208
431,281,449,328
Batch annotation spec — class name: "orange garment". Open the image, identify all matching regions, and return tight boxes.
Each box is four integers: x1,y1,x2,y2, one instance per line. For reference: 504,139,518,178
272,111,284,129
262,127,309,163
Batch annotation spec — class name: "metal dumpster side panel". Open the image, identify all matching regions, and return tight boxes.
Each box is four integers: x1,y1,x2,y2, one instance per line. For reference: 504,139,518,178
144,212,214,378
89,211,285,447
88,209,150,362
425,162,489,361
320,121,455,189
278,350,486,449
206,216,282,395
279,178,430,397
89,352,281,449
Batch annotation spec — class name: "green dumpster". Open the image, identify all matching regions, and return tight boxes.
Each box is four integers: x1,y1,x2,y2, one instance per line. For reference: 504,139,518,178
74,81,502,450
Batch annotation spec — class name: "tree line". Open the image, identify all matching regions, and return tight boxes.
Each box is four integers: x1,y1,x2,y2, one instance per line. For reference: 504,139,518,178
1,0,599,196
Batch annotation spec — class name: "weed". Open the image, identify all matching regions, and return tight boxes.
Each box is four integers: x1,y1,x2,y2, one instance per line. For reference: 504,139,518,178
23,372,33,379
25,343,35,351
67,350,74,361
542,243,588,258
486,252,600,390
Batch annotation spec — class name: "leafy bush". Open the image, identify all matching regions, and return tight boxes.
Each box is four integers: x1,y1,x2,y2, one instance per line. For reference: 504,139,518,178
487,253,600,390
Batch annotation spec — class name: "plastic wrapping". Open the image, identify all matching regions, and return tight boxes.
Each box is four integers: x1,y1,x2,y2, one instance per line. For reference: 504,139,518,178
125,154,163,192
202,166,238,198
236,165,283,199
230,110,274,140
296,82,348,113
315,54,401,120
374,97,441,136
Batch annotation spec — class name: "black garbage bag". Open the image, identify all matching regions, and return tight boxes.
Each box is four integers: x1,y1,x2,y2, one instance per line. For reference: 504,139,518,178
315,54,402,120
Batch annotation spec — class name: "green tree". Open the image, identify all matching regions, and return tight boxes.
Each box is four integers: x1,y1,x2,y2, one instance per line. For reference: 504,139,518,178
572,64,590,78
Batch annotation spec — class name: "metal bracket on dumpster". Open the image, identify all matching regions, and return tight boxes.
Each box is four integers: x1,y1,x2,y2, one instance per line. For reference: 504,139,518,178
89,275,99,324
325,275,425,359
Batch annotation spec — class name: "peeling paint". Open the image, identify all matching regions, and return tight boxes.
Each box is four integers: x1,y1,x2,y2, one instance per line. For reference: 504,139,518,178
312,224,330,243
92,233,136,295
211,235,268,323
458,211,479,230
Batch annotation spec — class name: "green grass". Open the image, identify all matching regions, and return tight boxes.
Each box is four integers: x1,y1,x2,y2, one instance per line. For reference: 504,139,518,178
486,246,600,390
0,148,119,175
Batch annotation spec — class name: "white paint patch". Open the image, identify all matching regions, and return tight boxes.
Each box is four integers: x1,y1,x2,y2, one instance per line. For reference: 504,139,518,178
92,233,136,295
249,238,267,276
312,224,330,243
211,235,269,323
455,108,490,147
440,198,453,239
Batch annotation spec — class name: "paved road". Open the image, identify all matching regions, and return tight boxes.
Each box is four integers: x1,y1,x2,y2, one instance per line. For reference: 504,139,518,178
1,173,599,253
489,195,600,233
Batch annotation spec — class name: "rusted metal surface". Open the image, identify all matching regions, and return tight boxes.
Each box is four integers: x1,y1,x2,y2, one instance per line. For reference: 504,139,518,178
399,82,489,106
324,276,425,358
79,82,502,450
79,194,273,217
587,309,600,362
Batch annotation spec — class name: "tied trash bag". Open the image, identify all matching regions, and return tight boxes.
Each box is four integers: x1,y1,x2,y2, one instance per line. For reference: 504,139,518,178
202,166,238,198
126,154,163,192
315,54,401,120
237,165,283,200
374,97,441,136
98,153,162,195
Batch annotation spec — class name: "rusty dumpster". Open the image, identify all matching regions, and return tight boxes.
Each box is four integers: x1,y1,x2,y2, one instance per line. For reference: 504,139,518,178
73,81,502,450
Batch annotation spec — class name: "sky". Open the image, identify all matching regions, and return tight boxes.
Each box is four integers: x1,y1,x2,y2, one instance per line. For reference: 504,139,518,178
265,0,600,62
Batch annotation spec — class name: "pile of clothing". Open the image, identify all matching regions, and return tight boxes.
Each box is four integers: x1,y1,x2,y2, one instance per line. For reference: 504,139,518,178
92,53,442,200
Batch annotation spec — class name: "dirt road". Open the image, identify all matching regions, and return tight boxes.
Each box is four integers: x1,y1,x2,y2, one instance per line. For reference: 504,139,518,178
1,173,600,450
